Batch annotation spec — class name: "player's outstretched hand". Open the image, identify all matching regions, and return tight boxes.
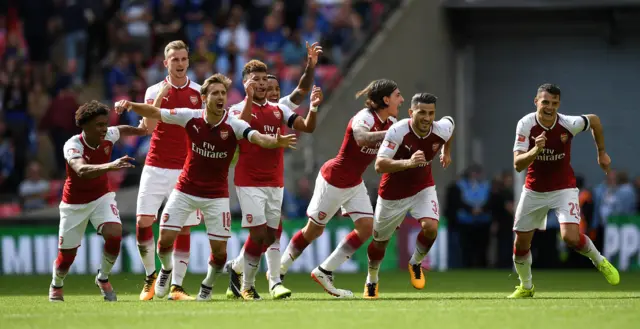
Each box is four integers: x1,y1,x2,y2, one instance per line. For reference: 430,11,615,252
597,151,611,174
307,41,323,67
275,128,297,150
440,152,451,169
114,100,131,114
310,85,323,107
244,77,257,100
409,150,427,168
110,155,135,170
534,131,546,151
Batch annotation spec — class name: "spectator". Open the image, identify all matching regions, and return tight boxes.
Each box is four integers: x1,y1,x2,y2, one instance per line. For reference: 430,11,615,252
39,84,80,176
254,14,287,57
18,161,50,211
192,37,217,68
0,120,15,193
153,0,185,55
488,171,514,268
282,30,307,65
60,0,90,86
455,165,492,268
119,0,152,58
217,11,250,83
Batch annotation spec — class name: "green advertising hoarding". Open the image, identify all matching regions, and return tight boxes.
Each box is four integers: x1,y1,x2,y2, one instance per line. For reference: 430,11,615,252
604,216,640,271
0,217,449,275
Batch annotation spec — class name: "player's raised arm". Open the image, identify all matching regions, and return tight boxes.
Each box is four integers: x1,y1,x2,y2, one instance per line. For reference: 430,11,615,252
116,125,149,137
290,85,322,133
115,100,162,120
584,114,611,173
288,42,322,105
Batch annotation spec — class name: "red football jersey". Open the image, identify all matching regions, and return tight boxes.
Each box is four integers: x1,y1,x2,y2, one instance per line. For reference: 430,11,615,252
62,127,120,204
377,117,455,200
229,99,298,187
513,112,590,192
144,77,202,169
160,108,254,198
321,109,396,188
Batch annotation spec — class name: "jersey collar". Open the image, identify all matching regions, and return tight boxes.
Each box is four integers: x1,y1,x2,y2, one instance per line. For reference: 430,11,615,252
203,110,228,128
244,96,268,107
80,131,98,150
165,76,190,90
535,113,558,131
408,119,432,139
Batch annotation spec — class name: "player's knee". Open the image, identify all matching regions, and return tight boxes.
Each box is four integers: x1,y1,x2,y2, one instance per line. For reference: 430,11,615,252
249,226,268,245
372,239,389,250
136,215,155,227
101,223,122,239
419,218,438,238
354,218,374,239
158,229,178,248
302,221,324,241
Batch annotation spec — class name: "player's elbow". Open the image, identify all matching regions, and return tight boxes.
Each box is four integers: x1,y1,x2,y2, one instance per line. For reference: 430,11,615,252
586,114,600,128
375,159,386,173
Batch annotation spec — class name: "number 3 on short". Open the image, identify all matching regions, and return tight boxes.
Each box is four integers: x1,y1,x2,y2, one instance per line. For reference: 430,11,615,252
431,200,439,216
222,212,231,230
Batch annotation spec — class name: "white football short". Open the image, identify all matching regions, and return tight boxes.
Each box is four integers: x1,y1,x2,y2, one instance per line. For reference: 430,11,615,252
58,192,121,249
236,186,283,229
159,189,229,241
513,187,581,232
306,173,374,225
136,165,200,226
373,186,440,241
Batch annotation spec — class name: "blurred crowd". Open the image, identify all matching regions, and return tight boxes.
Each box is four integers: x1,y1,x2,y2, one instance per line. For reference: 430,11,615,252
443,165,640,269
0,0,393,216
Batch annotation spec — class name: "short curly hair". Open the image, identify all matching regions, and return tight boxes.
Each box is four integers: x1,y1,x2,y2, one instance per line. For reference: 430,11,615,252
75,100,110,127
242,59,268,79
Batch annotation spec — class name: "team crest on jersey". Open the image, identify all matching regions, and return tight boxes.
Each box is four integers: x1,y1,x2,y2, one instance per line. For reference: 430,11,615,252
220,130,229,140
432,143,441,152
104,146,110,155
560,133,568,143
246,214,253,223
318,211,327,220
273,110,281,120
162,213,170,222
190,95,198,105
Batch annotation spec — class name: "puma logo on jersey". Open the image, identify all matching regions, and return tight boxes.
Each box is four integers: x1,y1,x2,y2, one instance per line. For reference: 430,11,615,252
404,145,412,152
193,126,200,133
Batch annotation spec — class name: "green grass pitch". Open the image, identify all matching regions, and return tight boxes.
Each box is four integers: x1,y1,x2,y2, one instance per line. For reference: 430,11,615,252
1,271,639,329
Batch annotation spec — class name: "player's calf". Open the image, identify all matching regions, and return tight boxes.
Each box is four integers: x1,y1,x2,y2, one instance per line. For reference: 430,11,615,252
408,218,438,290
281,220,323,275
199,240,227,301
155,229,179,298
50,248,77,301
136,216,157,301
366,240,388,286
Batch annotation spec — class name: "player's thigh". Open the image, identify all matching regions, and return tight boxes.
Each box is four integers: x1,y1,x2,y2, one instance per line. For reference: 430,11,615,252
160,190,199,232
264,187,284,229
236,187,267,228
552,188,581,226
89,192,122,235
513,188,550,232
58,201,94,249
341,181,374,222
373,196,411,242
306,174,346,226
199,198,232,241
136,166,178,217
408,186,440,221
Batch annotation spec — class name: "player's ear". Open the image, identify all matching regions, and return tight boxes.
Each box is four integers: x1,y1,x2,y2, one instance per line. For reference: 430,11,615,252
163,59,168,68
383,96,390,106
533,97,538,106
408,108,413,118
200,94,206,103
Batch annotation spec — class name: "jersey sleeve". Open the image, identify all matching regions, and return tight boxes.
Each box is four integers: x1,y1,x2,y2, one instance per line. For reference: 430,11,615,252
144,85,157,105
563,114,591,136
229,115,256,140
63,138,84,163
433,116,455,142
278,102,299,128
350,110,375,131
160,108,199,127
228,103,244,118
279,95,298,111
377,125,404,159
513,118,532,152
104,126,121,143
